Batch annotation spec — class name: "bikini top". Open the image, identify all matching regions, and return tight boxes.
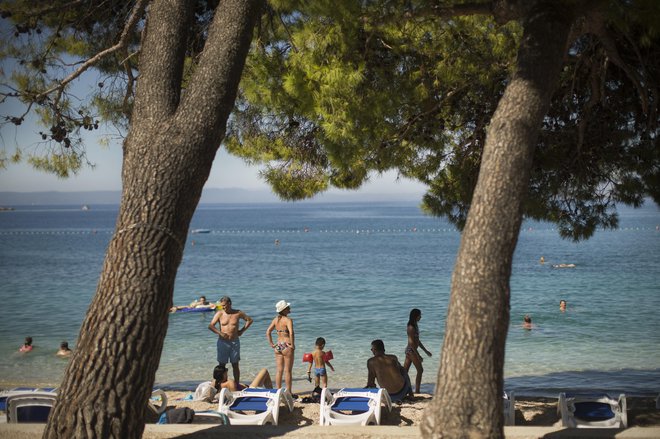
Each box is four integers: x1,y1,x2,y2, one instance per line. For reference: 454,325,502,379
276,316,290,336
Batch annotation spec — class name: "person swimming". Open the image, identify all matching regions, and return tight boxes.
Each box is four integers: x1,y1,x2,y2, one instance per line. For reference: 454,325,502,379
19,336,33,352
522,315,533,329
57,341,72,357
559,300,567,311
170,295,215,312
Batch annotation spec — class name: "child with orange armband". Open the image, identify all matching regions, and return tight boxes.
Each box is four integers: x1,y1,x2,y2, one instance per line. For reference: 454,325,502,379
305,337,335,389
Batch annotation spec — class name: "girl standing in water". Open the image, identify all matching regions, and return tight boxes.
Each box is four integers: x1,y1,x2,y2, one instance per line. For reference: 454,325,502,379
266,300,296,397
403,308,432,394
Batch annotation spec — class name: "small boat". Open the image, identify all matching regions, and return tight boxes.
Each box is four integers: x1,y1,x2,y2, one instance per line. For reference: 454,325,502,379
81,205,90,211
191,229,211,234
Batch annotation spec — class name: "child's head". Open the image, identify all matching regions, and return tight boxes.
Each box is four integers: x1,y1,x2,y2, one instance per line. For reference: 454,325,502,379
315,337,326,348
60,341,69,349
523,315,532,323
24,336,32,346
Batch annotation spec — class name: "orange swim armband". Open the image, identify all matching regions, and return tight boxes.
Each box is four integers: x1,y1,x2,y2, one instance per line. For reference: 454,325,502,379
323,350,334,361
302,352,313,363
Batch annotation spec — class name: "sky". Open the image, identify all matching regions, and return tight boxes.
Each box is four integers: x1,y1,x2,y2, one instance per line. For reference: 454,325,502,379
0,116,427,197
0,17,426,199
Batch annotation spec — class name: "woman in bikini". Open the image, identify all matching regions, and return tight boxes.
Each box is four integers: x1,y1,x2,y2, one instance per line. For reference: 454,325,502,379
194,365,272,402
214,364,272,392
403,308,432,394
266,300,295,396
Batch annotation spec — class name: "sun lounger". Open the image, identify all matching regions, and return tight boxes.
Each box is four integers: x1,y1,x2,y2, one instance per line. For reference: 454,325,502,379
191,410,231,424
320,387,392,426
5,391,57,423
216,388,293,425
1,387,166,423
148,389,168,416
503,391,515,426
558,392,627,428
0,387,57,412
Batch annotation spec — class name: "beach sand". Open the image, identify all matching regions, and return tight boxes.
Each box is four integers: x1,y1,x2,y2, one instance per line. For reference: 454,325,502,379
2,390,659,439
156,391,660,427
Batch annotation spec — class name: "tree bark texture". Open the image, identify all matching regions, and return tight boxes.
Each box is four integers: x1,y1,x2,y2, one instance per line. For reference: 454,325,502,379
43,1,263,438
421,2,573,438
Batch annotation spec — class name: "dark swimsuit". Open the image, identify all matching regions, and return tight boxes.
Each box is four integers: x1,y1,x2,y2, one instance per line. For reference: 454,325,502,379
389,374,413,402
405,325,419,355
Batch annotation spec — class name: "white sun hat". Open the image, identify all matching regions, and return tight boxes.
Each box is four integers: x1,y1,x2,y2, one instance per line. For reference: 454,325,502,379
275,300,291,313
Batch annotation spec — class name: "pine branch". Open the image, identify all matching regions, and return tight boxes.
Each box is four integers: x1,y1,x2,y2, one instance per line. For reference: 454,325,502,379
35,0,148,104
1,0,86,18
586,8,651,117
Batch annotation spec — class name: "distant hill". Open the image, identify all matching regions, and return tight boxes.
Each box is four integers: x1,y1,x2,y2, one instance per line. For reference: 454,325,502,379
0,188,423,206
0,190,122,206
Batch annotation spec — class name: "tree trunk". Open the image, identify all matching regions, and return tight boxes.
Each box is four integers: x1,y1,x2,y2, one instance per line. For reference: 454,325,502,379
421,3,573,438
43,1,263,438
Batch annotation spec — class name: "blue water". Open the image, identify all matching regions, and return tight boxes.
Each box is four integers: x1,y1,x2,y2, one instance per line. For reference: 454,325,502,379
0,201,658,396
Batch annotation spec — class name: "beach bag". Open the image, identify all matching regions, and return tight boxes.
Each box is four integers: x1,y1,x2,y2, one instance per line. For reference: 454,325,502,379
158,407,195,424
194,381,218,402
301,386,324,404
311,386,324,403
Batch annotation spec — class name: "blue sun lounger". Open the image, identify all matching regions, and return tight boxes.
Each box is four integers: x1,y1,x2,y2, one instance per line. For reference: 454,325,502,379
4,391,57,423
216,388,293,425
558,392,627,428
0,387,57,412
1,387,165,422
320,388,392,426
503,391,515,426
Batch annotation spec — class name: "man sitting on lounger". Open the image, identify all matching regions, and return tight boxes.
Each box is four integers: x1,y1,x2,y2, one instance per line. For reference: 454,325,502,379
366,339,413,401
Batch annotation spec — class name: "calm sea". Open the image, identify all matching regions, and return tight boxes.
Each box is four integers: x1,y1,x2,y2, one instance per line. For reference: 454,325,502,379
0,201,658,396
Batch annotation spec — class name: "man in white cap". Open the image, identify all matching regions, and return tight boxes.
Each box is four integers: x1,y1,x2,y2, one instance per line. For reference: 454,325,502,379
208,296,253,383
